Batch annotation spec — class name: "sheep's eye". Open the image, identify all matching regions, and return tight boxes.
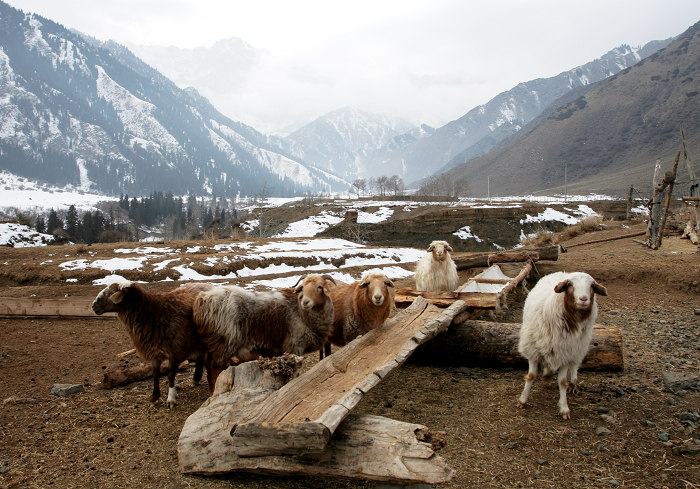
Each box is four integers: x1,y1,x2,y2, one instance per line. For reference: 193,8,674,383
317,285,323,291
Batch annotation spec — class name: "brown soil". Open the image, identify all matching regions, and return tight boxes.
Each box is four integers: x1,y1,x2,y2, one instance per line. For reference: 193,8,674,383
0,220,698,489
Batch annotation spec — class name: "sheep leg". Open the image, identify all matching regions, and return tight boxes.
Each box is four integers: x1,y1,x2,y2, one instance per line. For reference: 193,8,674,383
567,364,580,394
166,359,179,408
192,355,205,385
319,342,331,360
150,359,162,403
517,358,539,408
558,368,571,420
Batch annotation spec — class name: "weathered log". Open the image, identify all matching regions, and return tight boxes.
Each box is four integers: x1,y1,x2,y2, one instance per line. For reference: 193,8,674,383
653,151,681,249
179,297,466,462
0,297,116,318
453,250,542,270
411,320,623,371
178,355,454,484
100,360,188,389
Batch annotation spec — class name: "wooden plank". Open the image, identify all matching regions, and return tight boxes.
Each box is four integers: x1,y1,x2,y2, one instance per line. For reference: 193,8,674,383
179,297,467,460
0,297,116,318
394,288,498,308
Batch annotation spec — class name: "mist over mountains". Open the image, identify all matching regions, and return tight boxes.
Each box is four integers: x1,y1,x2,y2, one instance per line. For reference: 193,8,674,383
442,21,700,196
0,1,348,197
1,0,697,200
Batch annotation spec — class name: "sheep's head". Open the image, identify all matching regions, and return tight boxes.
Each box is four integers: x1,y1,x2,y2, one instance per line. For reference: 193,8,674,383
554,272,607,313
295,274,336,310
91,280,133,314
427,240,453,261
359,273,394,306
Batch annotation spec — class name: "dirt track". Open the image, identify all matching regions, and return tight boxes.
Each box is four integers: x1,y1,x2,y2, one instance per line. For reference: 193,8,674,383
0,221,698,489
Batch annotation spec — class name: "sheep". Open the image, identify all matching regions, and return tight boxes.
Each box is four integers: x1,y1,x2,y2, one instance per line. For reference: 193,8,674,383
320,272,395,358
516,271,608,419
192,274,336,390
91,280,214,408
414,240,458,291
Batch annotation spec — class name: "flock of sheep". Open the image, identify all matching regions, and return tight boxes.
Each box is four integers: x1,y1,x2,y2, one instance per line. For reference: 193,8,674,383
91,239,607,419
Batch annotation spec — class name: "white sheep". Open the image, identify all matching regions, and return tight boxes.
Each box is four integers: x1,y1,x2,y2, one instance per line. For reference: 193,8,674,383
320,272,395,358
192,274,336,389
414,240,458,291
517,271,608,419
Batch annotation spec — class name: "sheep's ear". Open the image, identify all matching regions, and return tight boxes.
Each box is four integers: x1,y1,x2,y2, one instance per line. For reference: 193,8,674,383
554,280,570,293
110,290,126,304
445,244,453,252
359,281,369,288
427,245,434,252
592,282,608,296
385,279,395,288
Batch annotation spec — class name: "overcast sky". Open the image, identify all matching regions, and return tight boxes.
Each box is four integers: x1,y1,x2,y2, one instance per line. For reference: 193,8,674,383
8,0,700,134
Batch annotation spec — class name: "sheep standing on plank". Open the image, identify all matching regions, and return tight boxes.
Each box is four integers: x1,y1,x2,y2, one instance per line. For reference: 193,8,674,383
91,280,214,408
192,274,336,390
414,240,458,291
320,272,395,358
517,271,608,419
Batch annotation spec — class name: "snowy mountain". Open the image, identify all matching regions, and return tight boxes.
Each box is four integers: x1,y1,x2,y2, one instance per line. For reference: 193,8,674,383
0,2,348,197
361,39,673,184
281,107,416,181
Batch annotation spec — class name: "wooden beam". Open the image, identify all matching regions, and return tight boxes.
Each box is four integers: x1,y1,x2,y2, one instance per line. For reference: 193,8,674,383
394,288,498,308
564,231,647,249
178,357,454,484
411,320,623,371
0,297,116,318
178,297,467,461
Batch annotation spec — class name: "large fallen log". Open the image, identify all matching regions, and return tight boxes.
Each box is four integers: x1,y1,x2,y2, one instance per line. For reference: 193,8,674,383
411,320,623,371
100,360,188,389
178,356,455,484
179,297,466,464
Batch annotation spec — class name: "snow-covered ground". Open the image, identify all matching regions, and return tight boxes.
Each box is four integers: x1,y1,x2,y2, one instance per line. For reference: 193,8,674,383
0,222,54,247
74,238,424,289
0,172,116,213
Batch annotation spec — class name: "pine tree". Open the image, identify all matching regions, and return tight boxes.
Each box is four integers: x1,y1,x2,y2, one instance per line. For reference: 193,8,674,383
35,216,46,234
65,205,78,241
47,209,62,234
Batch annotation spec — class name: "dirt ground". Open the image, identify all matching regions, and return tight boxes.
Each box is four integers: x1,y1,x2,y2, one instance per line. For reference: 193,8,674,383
0,220,698,489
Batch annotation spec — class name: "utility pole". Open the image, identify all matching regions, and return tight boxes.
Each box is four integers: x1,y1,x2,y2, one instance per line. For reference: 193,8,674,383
564,161,568,202
487,175,492,203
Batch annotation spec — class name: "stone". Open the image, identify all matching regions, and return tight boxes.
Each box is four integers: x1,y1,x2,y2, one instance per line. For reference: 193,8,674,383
50,383,84,397
658,432,669,442
596,426,612,436
662,371,699,392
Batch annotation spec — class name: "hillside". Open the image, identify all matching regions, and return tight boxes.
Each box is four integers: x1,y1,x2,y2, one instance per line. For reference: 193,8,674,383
0,2,347,197
444,21,700,196
359,39,672,184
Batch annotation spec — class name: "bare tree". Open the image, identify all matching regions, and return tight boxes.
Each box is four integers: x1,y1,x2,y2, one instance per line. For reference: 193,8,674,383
351,178,367,198
388,175,404,196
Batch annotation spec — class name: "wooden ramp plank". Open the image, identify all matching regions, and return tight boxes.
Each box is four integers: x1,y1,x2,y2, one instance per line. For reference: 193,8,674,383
178,297,467,461
0,297,115,318
178,355,454,483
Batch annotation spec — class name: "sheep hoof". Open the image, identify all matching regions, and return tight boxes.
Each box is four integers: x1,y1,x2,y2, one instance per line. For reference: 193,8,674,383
568,383,579,394
517,400,526,409
167,400,177,409
560,410,571,420
149,394,160,403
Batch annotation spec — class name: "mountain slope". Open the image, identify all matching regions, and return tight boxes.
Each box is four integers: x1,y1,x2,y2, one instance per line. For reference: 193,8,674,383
442,21,700,196
0,2,347,197
282,107,415,180
363,39,673,184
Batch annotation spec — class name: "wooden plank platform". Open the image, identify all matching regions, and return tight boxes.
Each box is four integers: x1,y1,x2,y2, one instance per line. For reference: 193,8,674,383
0,297,116,318
178,296,468,464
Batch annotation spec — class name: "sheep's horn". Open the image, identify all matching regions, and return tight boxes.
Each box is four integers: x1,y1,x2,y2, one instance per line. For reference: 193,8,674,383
321,274,336,285
293,275,306,288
